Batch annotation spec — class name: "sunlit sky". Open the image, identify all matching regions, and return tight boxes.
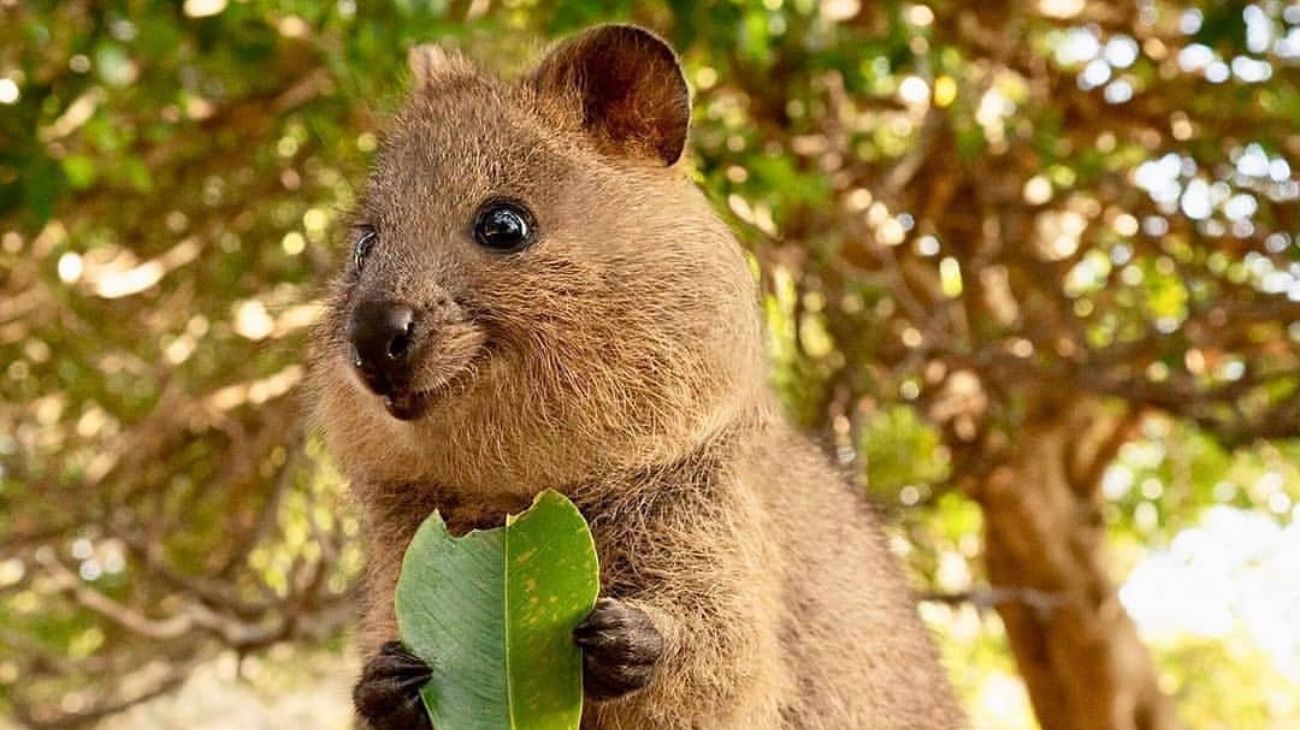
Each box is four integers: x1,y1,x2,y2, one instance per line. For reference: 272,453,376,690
1122,506,1300,680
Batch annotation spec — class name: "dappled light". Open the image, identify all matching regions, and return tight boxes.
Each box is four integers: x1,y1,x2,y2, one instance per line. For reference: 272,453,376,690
2,1,1299,728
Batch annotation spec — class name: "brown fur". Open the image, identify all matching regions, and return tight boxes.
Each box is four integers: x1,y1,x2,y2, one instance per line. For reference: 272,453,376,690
310,25,965,729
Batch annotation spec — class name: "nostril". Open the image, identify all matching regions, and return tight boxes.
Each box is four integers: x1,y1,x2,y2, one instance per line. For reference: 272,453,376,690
348,301,418,387
387,320,414,360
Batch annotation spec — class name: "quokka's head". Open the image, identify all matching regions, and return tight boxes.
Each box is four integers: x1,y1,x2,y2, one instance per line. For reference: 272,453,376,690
310,25,767,490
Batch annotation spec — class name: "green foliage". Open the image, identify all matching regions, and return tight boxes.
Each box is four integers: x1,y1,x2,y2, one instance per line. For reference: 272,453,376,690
1159,635,1300,729
862,404,951,500
1106,420,1300,551
396,491,599,730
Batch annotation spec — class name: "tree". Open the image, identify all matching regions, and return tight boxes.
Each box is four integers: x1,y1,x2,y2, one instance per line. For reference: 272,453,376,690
1,1,1297,728
688,2,1299,727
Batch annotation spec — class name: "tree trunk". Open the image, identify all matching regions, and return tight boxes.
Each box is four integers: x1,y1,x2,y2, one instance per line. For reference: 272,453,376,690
970,394,1181,730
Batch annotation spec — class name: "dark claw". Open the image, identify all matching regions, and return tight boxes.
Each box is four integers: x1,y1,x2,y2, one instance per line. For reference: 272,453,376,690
354,641,434,730
574,597,664,701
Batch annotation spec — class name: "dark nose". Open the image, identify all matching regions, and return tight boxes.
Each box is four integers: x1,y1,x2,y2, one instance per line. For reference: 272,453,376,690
347,301,416,396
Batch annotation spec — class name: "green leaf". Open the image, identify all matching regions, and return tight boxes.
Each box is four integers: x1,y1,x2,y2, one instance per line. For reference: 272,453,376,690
61,155,96,189
395,489,600,730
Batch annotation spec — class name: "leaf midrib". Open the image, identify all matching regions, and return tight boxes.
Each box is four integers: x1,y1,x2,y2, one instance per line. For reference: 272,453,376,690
503,512,517,729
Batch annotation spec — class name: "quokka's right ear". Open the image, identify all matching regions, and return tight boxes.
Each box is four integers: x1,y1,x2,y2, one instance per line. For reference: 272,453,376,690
407,43,476,93
531,24,690,166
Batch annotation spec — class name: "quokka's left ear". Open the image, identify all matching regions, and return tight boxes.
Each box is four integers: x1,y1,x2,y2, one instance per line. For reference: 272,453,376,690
531,24,690,166
407,43,476,93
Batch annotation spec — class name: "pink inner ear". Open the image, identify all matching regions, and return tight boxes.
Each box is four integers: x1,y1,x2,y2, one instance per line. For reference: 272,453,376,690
535,25,690,165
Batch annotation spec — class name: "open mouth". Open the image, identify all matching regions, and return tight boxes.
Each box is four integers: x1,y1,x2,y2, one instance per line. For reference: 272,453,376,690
383,388,428,421
378,375,461,422
359,346,489,422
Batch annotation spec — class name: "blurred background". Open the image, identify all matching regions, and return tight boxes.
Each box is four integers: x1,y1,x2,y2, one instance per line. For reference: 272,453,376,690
2,1,1299,728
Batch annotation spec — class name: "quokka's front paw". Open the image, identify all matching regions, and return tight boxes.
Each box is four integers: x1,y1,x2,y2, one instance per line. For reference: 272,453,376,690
573,597,664,700
353,641,434,730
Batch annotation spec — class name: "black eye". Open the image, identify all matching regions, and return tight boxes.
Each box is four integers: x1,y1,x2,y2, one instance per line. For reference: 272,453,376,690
473,200,536,252
352,226,376,270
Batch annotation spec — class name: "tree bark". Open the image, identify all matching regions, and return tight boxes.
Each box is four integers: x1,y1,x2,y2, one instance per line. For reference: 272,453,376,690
970,393,1181,730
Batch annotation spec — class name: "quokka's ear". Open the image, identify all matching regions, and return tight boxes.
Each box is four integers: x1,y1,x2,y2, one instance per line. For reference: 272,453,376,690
532,24,690,166
407,43,476,92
